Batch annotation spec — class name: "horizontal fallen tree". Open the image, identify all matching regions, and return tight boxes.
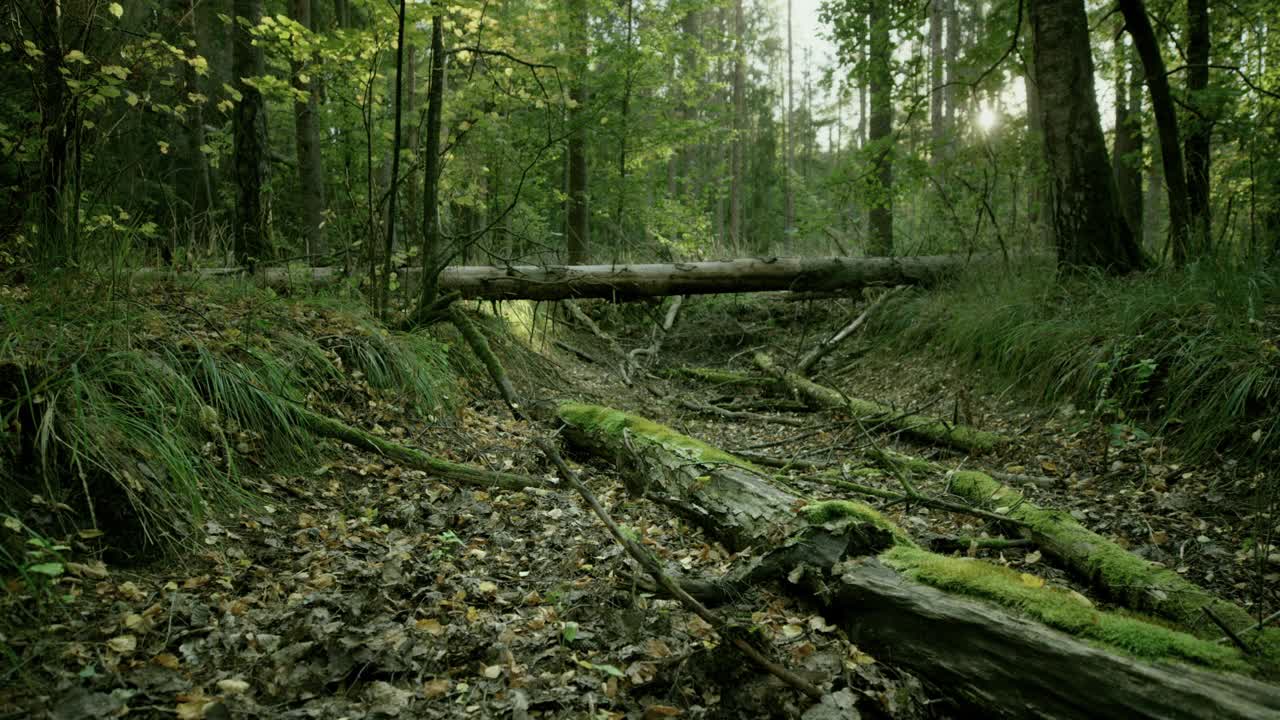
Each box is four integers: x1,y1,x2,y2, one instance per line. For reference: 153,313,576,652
754,353,1004,453
553,402,1280,717
134,254,989,301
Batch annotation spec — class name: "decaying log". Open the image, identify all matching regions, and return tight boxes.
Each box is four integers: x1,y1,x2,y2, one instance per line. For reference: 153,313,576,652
135,254,982,301
671,366,772,387
554,402,1280,717
796,285,903,376
754,353,1003,453
297,407,545,492
948,470,1271,641
675,399,804,427
448,305,524,418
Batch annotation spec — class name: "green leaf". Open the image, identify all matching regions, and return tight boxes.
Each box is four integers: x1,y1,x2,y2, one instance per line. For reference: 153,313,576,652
561,621,578,643
108,2,123,18
27,562,64,577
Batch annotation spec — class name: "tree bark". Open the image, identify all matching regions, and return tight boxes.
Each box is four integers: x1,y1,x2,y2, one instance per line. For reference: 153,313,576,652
868,0,894,256
1114,39,1144,241
233,0,268,267
36,0,73,267
566,0,590,264
291,0,327,262
729,0,745,251
380,0,407,317
1030,0,1144,272
413,16,446,316
1184,0,1211,253
1118,0,1192,264
784,0,795,240
929,0,946,165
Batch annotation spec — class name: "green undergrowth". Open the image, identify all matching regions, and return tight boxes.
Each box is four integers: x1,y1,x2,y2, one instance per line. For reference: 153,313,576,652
883,545,1266,676
0,280,455,550
866,261,1280,462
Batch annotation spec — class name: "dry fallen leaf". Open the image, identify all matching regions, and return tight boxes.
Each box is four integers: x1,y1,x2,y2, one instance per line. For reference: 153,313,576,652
423,678,452,699
416,618,444,635
217,678,250,695
107,635,137,654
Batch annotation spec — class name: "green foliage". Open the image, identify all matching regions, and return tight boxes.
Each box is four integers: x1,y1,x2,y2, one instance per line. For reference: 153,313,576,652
868,261,1280,462
0,282,456,547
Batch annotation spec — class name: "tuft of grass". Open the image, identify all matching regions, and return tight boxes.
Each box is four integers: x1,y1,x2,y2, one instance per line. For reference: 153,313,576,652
867,261,1280,462
0,280,457,549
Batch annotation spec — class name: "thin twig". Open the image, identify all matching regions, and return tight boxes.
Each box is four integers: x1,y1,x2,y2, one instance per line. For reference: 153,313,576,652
536,438,825,700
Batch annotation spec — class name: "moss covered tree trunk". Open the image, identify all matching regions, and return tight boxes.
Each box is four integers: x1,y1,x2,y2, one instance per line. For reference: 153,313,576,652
554,402,1280,718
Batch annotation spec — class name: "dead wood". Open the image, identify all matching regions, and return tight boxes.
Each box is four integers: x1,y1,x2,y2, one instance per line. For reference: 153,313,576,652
675,399,804,427
296,407,545,492
448,305,524,419
755,353,1004,453
797,285,903,376
535,437,824,700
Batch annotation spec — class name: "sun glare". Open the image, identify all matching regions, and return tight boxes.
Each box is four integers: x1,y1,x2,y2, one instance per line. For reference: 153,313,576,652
977,107,999,133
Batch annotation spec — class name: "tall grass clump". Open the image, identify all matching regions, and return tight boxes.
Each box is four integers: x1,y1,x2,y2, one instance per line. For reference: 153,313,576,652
0,281,457,548
867,260,1280,462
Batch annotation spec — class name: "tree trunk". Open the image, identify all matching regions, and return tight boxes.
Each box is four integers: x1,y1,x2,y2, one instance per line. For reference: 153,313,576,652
566,0,590,264
868,0,893,256
944,0,959,129
784,0,795,241
233,0,268,266
379,0,407,318
292,0,327,262
36,0,73,268
554,404,1280,719
1114,42,1144,241
1184,0,1211,253
729,0,745,252
1118,0,1192,264
413,16,446,315
430,254,985,300
1031,0,1143,272
404,45,420,246
929,0,946,165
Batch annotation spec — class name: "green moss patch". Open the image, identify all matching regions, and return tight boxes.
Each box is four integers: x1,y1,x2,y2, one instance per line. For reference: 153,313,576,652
883,545,1251,674
800,500,918,548
556,403,758,471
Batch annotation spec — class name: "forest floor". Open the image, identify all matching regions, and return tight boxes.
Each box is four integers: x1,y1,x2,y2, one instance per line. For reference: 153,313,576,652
3,290,1275,720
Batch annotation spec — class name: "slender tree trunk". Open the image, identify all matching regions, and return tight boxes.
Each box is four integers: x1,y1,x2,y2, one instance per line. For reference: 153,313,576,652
616,0,635,256
1031,0,1143,272
184,0,216,239
1118,0,1191,264
868,0,893,256
1184,0,1211,254
944,0,959,129
404,45,420,246
929,0,945,165
730,0,745,251
1114,40,1144,241
233,0,268,266
414,16,446,314
1022,33,1048,247
292,0,327,262
36,0,73,268
379,0,407,318
784,0,795,240
566,0,590,264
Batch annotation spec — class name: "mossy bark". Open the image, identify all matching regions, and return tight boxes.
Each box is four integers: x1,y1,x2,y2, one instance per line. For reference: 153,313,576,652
554,402,1279,713
754,353,1003,453
448,305,524,419
670,366,772,387
948,470,1262,640
298,407,543,492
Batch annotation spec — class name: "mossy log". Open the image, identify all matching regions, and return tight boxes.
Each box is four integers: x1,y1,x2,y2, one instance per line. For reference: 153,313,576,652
754,353,1003,453
448,305,524,418
948,470,1273,643
555,402,1280,717
297,408,545,492
669,366,772,387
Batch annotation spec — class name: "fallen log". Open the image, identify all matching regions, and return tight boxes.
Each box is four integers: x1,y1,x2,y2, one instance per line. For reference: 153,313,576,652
755,353,1003,453
297,407,545,492
948,470,1275,643
554,402,1280,717
135,254,981,301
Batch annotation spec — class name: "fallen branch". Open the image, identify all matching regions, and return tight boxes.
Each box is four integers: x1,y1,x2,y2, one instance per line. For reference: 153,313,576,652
535,437,824,700
676,398,804,427
448,305,524,419
296,407,545,492
755,353,1004,453
797,285,904,376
